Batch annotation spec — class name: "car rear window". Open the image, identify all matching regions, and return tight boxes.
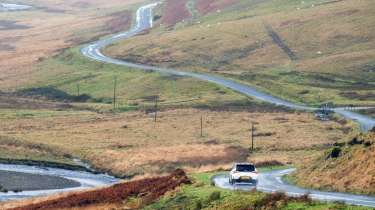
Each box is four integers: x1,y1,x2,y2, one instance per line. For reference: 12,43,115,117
236,164,255,172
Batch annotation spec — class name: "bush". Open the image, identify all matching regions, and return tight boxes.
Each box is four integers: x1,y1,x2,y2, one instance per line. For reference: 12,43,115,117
207,191,221,202
348,137,364,146
0,185,8,193
194,200,202,210
328,147,342,159
254,192,311,209
255,160,284,168
153,15,162,21
16,87,93,102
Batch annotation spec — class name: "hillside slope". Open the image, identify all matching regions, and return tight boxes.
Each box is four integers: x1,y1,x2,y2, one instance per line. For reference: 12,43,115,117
294,130,375,195
105,0,375,106
0,0,144,90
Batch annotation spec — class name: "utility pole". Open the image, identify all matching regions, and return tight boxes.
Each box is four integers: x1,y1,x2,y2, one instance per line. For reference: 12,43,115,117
251,122,255,152
154,96,158,123
113,76,117,110
200,115,203,137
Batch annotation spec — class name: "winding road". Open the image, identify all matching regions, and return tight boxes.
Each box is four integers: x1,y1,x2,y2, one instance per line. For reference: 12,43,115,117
0,3,31,11
213,169,375,208
81,2,375,207
81,3,375,131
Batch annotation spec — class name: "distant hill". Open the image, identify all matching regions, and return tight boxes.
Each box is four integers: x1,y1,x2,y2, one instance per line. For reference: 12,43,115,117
105,0,375,106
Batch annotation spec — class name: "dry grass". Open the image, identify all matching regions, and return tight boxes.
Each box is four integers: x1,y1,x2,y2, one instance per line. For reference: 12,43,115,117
0,169,190,210
0,0,144,90
161,0,191,26
196,0,237,15
293,131,375,195
0,108,349,177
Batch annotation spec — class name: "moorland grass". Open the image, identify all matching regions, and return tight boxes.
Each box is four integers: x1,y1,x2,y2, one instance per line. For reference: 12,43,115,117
105,0,375,107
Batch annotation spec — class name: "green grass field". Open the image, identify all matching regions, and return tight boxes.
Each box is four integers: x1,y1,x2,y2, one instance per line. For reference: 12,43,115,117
22,46,266,111
105,0,375,107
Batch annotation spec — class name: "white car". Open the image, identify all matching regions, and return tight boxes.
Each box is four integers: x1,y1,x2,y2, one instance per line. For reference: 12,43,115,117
229,163,258,185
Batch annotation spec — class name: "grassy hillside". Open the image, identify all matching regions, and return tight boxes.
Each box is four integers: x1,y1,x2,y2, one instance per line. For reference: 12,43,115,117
105,0,375,107
0,0,146,90
293,130,375,195
24,47,258,111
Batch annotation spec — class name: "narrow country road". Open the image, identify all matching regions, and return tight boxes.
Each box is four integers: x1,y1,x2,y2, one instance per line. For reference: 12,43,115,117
0,3,31,11
81,3,375,131
213,169,375,208
80,2,375,207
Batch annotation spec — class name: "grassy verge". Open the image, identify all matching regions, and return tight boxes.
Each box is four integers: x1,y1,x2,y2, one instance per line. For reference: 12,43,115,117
144,171,371,210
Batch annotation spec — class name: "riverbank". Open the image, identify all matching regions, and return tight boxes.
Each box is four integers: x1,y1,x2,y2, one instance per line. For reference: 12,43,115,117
0,158,93,173
0,163,118,202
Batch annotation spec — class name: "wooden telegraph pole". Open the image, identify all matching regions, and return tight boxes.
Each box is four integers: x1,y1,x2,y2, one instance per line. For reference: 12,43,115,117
154,96,158,123
251,122,255,152
113,76,117,110
76,83,80,96
200,115,203,137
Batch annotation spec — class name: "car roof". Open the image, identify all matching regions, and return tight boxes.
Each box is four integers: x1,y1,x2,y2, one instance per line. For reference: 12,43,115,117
234,162,255,166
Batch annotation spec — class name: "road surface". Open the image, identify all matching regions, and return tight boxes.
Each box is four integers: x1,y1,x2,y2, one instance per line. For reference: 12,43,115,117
213,169,375,208
0,164,118,201
0,3,31,11
81,3,375,131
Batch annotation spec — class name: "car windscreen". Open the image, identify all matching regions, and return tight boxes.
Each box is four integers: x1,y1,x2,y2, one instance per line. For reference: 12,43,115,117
236,164,255,172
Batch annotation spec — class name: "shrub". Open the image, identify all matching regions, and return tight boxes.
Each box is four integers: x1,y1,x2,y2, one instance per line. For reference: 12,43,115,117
254,192,311,209
328,147,342,159
194,200,203,210
255,160,284,168
348,137,364,146
0,185,8,193
207,191,221,202
15,87,93,102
